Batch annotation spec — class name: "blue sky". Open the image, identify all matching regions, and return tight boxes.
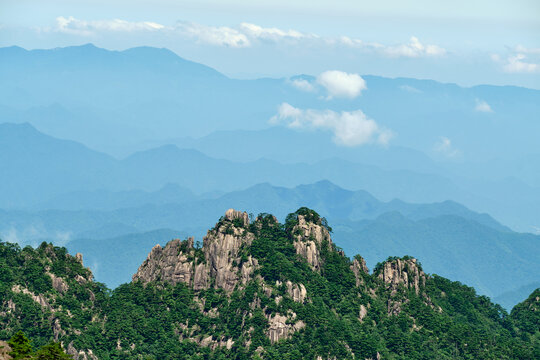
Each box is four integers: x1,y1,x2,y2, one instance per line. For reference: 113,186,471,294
1,0,539,87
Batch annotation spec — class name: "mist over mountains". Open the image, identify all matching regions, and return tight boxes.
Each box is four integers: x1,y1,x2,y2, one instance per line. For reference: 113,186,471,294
1,44,539,311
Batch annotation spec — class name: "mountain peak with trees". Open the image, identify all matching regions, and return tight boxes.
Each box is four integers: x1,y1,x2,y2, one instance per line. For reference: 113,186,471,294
0,208,538,359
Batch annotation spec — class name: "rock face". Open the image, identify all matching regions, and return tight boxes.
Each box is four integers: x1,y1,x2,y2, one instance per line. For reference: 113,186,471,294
204,210,255,292
377,257,427,315
48,272,69,293
133,209,256,292
266,312,305,343
351,256,369,286
377,257,426,295
132,238,201,287
11,284,50,310
292,214,332,271
359,304,368,321
67,342,98,360
0,341,11,360
286,281,307,303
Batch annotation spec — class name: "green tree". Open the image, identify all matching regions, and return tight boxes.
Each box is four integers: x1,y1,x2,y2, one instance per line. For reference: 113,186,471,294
34,342,72,360
8,331,33,359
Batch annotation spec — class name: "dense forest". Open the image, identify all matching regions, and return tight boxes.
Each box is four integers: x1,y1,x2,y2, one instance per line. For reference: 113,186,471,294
0,208,538,359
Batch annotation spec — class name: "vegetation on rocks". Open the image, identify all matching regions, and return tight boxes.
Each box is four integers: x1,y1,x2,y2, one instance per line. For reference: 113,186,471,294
0,208,538,359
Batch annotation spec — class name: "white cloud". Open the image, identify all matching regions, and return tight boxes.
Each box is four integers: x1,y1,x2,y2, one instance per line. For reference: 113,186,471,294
55,16,165,36
177,22,250,48
384,36,446,58
239,23,310,42
179,21,314,47
503,53,539,73
475,99,493,113
290,78,316,92
270,103,393,147
491,47,540,74
334,35,446,58
434,136,460,158
316,70,367,99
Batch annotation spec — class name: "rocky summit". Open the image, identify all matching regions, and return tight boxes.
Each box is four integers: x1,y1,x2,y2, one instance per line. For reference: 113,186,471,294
0,207,538,359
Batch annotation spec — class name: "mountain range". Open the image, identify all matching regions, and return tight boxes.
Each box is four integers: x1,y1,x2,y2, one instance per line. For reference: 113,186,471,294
2,122,540,234
0,44,539,312
0,177,533,306
1,209,538,359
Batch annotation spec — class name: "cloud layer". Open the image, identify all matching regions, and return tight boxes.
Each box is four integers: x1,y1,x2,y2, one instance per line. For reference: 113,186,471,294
55,16,164,36
270,103,393,147
48,16,446,58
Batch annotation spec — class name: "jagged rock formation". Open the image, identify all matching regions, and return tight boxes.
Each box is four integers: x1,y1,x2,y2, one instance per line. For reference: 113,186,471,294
291,214,332,271
351,255,369,286
131,238,208,288
266,311,305,344
134,209,257,292
286,281,307,303
375,257,428,315
204,210,256,292
11,285,51,310
377,257,426,294
48,272,69,293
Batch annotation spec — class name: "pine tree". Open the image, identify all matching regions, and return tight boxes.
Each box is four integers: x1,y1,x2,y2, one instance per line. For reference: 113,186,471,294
7,331,33,360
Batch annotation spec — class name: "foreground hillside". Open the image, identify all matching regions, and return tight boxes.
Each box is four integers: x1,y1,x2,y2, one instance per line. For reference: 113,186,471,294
1,208,538,359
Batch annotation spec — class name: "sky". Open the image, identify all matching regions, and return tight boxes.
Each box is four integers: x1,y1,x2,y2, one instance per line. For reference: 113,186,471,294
1,0,539,87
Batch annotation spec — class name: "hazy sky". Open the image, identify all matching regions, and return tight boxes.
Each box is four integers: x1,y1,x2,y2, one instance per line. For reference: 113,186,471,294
1,0,539,87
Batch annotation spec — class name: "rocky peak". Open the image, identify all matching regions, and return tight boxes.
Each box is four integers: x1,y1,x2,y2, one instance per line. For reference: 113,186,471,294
132,238,201,287
377,257,426,294
290,211,332,271
133,209,257,292
351,255,369,286
224,208,250,227
204,209,255,292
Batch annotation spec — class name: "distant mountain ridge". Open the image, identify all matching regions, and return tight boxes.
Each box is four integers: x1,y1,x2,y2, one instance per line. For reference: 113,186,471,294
2,43,540,234
2,43,539,159
2,121,539,233
0,122,469,209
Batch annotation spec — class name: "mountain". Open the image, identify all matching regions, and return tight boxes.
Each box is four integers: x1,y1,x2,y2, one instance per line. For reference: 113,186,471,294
66,229,185,288
494,282,540,312
510,288,540,339
37,183,197,211
0,208,538,359
0,122,116,207
2,44,539,162
141,127,442,174
333,212,540,300
2,180,537,304
4,121,540,233
0,122,470,209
